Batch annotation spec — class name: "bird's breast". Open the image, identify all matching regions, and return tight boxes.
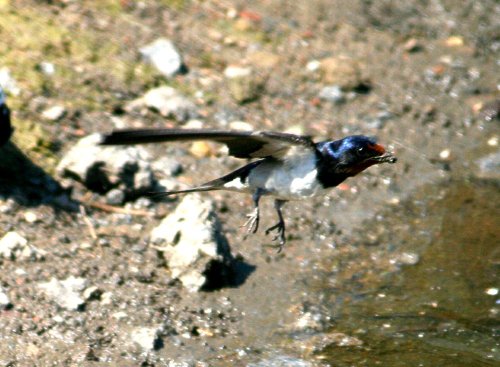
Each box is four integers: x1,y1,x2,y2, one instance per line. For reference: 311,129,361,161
248,152,325,200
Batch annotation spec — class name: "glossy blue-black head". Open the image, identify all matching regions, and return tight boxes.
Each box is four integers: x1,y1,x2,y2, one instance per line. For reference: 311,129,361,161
317,135,396,175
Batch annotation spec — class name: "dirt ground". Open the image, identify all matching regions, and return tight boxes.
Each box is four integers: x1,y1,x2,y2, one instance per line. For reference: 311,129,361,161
0,1,498,366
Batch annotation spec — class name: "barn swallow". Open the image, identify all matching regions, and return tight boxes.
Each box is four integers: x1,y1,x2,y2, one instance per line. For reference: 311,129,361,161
101,128,397,251
0,87,13,147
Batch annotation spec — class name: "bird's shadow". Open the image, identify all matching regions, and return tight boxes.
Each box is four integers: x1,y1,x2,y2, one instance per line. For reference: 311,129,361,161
200,229,256,291
0,142,77,211
201,256,256,291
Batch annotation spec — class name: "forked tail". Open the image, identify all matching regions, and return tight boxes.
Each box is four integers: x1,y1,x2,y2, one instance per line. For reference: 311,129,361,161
150,186,217,198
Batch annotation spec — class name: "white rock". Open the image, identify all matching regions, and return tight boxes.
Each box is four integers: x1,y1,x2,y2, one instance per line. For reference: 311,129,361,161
100,291,113,305
439,149,451,160
42,105,66,121
39,61,56,75
306,59,321,72
112,311,127,320
224,65,252,78
0,67,20,96
167,361,195,367
131,326,162,351
57,133,156,195
142,86,198,121
183,119,204,129
151,194,233,292
318,85,345,104
140,38,184,78
485,288,498,296
83,286,100,300
23,211,39,223
39,276,88,311
0,287,10,309
0,231,45,261
228,121,254,131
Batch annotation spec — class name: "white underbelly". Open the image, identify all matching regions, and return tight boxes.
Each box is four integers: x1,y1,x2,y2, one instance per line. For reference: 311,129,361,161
248,152,324,200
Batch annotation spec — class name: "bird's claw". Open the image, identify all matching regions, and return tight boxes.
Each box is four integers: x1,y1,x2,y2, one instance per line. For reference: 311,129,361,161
265,222,286,253
242,208,259,234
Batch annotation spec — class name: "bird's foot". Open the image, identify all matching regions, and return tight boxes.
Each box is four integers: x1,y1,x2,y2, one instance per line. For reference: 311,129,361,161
265,221,286,253
242,207,259,235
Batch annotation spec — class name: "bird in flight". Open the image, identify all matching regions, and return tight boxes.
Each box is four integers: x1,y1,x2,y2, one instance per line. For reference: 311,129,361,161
101,128,397,252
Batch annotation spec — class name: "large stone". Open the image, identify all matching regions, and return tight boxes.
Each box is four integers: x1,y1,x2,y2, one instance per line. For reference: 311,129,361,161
57,133,156,196
151,194,233,292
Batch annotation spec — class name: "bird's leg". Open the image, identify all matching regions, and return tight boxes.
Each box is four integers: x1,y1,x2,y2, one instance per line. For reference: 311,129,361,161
265,199,287,252
242,189,263,235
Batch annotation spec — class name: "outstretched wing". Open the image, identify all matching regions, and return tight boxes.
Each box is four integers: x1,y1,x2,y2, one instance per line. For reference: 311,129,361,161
100,128,314,159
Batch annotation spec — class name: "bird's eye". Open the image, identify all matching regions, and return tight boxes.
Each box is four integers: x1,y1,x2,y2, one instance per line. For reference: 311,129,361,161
357,147,365,154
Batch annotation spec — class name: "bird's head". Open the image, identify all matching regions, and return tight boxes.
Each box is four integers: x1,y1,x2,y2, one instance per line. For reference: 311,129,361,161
318,135,397,175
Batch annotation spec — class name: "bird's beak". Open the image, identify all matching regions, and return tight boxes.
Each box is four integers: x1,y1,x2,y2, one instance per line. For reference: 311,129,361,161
374,152,397,163
368,143,397,164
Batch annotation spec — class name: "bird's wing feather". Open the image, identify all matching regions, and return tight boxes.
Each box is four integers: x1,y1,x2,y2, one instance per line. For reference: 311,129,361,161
100,128,314,159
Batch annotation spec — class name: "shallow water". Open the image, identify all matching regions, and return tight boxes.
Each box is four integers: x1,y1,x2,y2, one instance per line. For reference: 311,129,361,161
320,179,499,366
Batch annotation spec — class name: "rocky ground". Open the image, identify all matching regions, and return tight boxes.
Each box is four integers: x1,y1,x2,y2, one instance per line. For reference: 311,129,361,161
0,1,498,366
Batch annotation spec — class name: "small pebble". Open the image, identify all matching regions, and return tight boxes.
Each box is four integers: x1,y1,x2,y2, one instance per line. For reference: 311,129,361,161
100,292,113,305
0,287,11,309
42,105,66,121
404,38,423,52
183,119,204,129
445,36,464,47
485,288,498,296
190,141,214,158
106,188,125,205
83,286,101,300
439,149,451,160
79,242,92,250
52,315,64,323
23,211,38,223
139,38,184,78
397,252,420,266
306,60,321,72
38,62,56,75
228,121,253,131
388,197,401,205
487,136,498,146
112,311,127,320
318,85,345,104
131,327,162,351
